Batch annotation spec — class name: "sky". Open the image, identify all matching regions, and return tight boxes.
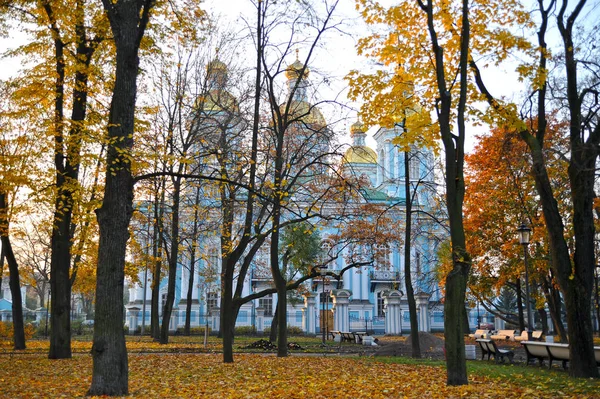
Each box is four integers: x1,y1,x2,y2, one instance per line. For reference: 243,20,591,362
1,0,588,153
205,0,524,153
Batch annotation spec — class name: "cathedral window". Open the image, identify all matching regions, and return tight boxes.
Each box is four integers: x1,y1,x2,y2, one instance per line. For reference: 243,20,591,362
207,292,218,312
376,291,385,317
409,151,420,179
259,294,273,317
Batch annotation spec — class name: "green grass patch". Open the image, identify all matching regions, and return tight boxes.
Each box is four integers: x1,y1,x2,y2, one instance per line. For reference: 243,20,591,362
368,356,600,396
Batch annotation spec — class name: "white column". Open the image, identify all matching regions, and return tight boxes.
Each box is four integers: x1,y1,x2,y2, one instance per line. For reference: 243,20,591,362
361,268,369,299
415,292,431,332
128,307,140,334
192,279,200,301
255,306,265,333
331,289,352,332
180,266,189,304
303,293,317,335
383,290,403,335
128,284,137,304
211,307,220,332
352,268,361,300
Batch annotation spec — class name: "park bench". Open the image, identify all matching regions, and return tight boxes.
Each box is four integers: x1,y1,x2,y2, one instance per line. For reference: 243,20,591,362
521,341,600,369
468,329,492,339
352,331,367,343
514,330,543,342
521,341,570,369
476,339,514,363
328,331,340,341
340,332,355,342
490,329,516,341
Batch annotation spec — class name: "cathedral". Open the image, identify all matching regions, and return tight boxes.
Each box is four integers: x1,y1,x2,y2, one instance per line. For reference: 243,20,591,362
125,56,453,336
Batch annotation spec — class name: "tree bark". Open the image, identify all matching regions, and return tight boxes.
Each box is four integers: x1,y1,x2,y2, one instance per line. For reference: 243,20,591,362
515,278,525,332
43,0,97,360
0,190,26,351
269,305,279,343
150,185,165,340
404,151,420,358
184,188,201,336
89,0,154,395
160,178,182,344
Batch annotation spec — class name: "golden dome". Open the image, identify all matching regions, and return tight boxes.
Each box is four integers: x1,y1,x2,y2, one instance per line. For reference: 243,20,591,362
196,89,238,113
285,59,309,80
282,100,325,127
207,58,227,74
350,121,365,135
343,146,377,164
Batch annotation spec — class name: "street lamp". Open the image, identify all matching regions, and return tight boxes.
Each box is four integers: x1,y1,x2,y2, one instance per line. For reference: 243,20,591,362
319,266,327,345
517,222,533,340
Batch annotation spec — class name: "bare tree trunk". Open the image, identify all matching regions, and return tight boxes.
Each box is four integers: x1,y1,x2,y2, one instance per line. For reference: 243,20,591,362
269,305,279,343
160,178,182,344
150,185,165,340
404,151,420,358
184,188,201,336
89,0,154,394
516,278,525,331
0,194,26,351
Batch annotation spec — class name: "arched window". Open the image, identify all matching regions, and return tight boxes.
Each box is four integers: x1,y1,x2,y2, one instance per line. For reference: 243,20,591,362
409,151,420,179
259,294,273,317
376,291,386,317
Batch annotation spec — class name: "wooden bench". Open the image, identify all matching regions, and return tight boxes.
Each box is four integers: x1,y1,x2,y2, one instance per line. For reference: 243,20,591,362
328,331,340,341
490,329,516,341
514,330,543,342
521,341,600,369
521,341,571,369
352,331,367,343
340,332,355,342
476,339,514,363
468,329,491,339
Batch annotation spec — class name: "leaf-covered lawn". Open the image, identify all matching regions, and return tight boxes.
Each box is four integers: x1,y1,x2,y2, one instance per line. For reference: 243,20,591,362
2,353,599,398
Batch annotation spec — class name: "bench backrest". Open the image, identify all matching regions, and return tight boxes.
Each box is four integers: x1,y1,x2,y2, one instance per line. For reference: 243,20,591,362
497,330,515,337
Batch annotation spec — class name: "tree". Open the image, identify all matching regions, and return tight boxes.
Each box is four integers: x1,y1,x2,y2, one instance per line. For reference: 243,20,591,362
0,0,110,359
471,0,600,377
88,0,156,394
464,122,570,342
0,80,45,350
351,0,532,385
269,222,321,343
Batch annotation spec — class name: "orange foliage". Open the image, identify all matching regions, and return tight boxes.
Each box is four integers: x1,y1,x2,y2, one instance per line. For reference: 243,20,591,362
464,118,569,301
0,321,35,341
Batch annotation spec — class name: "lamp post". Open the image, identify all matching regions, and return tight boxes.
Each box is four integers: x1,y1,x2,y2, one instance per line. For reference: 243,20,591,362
320,267,327,345
477,300,481,329
517,222,533,340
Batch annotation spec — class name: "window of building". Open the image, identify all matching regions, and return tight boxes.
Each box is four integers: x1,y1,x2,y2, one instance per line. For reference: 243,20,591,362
161,292,167,316
259,294,273,317
207,292,218,311
409,151,420,179
377,291,385,317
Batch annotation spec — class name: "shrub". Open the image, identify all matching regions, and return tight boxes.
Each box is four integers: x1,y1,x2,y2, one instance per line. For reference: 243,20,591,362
262,326,304,336
235,326,257,336
287,326,304,336
0,322,35,340
175,326,210,336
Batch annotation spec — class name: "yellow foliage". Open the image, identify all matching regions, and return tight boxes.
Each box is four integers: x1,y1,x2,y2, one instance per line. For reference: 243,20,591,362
0,350,597,398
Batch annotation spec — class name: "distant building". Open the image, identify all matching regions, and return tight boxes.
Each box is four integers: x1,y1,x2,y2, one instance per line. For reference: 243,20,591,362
125,57,466,335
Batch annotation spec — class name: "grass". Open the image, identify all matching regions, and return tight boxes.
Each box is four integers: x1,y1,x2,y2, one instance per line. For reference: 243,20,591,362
371,355,600,397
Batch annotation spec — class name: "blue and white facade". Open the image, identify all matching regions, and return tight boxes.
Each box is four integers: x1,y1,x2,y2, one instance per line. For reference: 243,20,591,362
125,58,450,335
